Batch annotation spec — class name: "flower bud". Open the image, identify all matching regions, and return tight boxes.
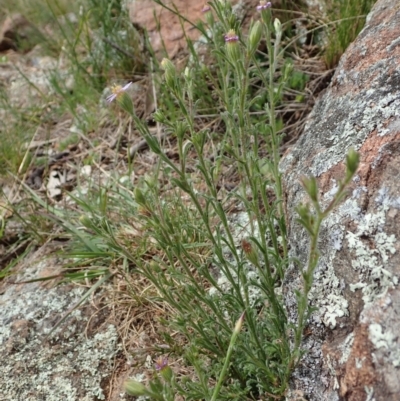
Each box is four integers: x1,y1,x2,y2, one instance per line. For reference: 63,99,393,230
153,109,167,124
161,58,177,89
202,3,214,26
118,91,134,115
296,203,314,234
241,239,259,266
274,18,282,35
184,67,190,78
282,61,293,82
79,215,93,229
161,366,173,382
224,29,240,64
248,21,262,55
124,380,147,396
134,187,147,207
301,176,318,203
345,148,360,177
155,356,173,382
234,311,245,334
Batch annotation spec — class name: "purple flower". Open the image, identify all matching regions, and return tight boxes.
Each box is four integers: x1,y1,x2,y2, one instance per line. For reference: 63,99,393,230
224,29,239,43
155,356,168,371
106,82,132,103
257,1,272,10
202,4,211,12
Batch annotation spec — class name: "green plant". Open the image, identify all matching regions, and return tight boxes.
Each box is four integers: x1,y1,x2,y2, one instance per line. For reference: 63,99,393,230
290,148,359,369
58,133,80,151
324,0,375,68
0,91,41,174
1,0,360,399
119,2,291,396
69,1,358,399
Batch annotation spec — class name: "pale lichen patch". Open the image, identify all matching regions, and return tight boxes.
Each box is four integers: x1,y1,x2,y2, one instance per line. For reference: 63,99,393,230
338,332,355,364
0,258,119,401
307,193,363,329
346,204,398,304
306,180,398,328
368,323,400,367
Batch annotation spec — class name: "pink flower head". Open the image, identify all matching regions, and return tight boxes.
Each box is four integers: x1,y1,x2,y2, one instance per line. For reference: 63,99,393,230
202,4,211,12
155,356,168,371
224,29,239,43
257,1,272,10
106,82,132,103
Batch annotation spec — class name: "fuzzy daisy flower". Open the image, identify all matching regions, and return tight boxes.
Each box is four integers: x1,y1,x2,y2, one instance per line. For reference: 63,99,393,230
257,1,272,10
106,82,132,103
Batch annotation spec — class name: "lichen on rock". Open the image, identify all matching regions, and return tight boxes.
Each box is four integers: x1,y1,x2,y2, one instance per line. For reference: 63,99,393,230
0,254,119,401
281,0,400,399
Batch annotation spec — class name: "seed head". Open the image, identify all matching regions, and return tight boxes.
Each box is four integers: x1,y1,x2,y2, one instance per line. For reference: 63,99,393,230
241,239,259,266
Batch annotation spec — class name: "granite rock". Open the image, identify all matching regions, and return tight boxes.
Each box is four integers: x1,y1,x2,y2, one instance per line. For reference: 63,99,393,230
280,0,400,400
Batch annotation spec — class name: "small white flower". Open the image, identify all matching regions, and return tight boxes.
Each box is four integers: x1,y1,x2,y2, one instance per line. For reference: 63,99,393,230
106,82,132,103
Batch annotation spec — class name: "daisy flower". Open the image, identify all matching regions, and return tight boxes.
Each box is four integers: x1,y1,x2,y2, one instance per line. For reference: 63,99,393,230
155,356,168,371
224,29,239,43
257,1,272,10
106,82,132,103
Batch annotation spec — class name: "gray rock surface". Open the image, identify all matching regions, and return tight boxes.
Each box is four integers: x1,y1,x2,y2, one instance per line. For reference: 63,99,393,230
280,0,400,400
0,247,119,401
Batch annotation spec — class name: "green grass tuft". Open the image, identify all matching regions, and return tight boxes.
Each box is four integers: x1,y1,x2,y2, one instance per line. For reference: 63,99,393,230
324,0,375,68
